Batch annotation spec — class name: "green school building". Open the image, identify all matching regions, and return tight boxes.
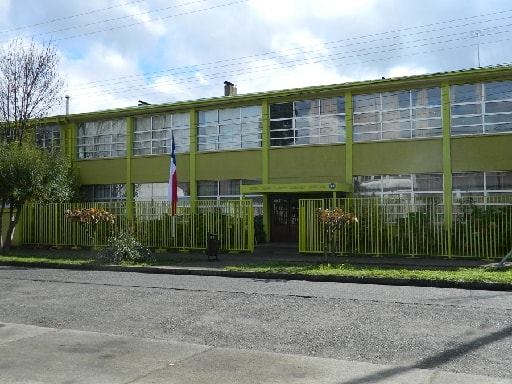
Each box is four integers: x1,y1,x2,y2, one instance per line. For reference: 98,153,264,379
11,65,512,256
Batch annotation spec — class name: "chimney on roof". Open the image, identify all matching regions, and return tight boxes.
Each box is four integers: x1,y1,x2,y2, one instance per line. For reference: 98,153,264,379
224,81,237,96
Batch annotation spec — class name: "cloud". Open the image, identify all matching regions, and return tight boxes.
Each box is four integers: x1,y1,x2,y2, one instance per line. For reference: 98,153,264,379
3,0,512,113
248,0,378,21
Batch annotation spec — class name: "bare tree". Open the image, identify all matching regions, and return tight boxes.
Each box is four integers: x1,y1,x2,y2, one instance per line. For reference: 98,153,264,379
0,39,64,143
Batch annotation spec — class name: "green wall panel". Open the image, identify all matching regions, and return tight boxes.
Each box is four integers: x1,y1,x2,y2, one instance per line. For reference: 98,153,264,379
195,150,262,180
131,155,190,183
268,145,345,183
75,159,126,184
451,135,512,172
353,139,443,175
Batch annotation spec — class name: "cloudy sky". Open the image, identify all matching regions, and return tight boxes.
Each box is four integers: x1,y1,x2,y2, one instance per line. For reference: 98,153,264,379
1,0,512,114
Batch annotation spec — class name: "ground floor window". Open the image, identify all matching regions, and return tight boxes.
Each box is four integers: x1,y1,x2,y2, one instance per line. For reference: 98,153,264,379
134,182,190,202
197,179,263,215
452,171,512,197
83,184,127,202
354,173,443,198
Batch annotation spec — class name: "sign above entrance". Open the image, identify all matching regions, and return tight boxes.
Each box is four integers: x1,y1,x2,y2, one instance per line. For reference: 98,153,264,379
241,182,353,194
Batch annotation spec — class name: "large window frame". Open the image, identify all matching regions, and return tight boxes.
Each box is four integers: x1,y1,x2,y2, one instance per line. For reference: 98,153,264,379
197,106,262,152
36,123,60,151
77,119,127,159
353,87,442,142
451,80,512,136
269,97,346,147
133,112,190,156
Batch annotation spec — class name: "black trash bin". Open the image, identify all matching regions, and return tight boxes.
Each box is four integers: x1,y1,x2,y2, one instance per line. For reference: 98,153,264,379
206,232,219,261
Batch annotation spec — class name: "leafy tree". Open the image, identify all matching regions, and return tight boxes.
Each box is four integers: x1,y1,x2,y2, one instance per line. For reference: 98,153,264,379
0,38,72,254
0,39,64,144
0,142,77,254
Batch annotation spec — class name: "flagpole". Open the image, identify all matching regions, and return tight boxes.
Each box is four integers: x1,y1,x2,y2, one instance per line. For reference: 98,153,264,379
169,135,178,216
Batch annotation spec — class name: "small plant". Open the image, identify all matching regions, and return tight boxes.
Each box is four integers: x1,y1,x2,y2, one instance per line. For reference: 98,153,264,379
98,231,155,264
254,214,266,244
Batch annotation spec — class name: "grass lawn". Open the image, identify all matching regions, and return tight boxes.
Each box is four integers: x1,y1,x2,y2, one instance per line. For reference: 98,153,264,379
224,263,512,284
1,252,511,285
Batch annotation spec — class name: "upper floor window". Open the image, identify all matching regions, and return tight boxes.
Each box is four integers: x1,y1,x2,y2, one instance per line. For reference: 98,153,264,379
451,80,512,136
269,97,345,147
197,106,261,151
133,112,190,156
77,119,126,159
36,123,60,152
353,87,442,142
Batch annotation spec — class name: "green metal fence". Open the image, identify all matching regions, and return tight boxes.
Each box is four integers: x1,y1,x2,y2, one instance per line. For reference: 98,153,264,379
21,200,254,252
299,196,512,259
20,196,512,258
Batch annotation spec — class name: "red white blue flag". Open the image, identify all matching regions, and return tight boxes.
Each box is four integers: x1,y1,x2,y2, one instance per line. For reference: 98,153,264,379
168,136,178,215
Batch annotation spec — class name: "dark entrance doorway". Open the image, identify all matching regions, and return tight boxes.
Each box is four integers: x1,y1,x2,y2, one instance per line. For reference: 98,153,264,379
270,193,332,243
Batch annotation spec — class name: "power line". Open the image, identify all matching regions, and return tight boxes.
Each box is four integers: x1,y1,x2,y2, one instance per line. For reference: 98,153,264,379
66,7,512,91
0,0,148,35
3,0,247,45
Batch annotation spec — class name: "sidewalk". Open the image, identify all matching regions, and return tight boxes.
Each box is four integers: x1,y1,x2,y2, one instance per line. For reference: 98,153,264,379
1,322,510,384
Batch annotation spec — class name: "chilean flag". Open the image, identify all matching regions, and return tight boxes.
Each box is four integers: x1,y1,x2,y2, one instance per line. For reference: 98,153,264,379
168,136,178,215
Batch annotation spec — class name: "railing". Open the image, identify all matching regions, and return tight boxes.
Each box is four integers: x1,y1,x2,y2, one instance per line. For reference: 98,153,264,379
21,200,254,252
300,196,512,258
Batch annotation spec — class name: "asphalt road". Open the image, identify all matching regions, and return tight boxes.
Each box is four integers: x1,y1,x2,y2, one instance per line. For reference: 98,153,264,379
1,266,511,380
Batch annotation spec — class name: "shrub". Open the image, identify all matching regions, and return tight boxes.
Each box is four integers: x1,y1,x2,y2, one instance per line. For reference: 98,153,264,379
98,231,155,264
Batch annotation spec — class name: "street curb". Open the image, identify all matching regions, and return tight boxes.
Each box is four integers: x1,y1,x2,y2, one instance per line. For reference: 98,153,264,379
1,260,511,291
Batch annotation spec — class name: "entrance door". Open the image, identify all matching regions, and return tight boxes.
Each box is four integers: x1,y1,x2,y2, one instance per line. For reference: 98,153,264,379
270,193,333,243
270,194,299,243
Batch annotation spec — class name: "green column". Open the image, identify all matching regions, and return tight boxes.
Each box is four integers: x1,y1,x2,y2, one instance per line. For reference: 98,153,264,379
125,116,133,220
261,100,270,242
189,108,197,204
345,92,354,193
442,82,453,257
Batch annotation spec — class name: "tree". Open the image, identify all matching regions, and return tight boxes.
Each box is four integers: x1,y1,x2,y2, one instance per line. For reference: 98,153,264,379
0,142,77,254
0,39,64,143
0,38,70,254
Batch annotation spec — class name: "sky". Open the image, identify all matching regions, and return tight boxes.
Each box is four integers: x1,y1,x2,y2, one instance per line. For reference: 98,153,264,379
1,0,512,115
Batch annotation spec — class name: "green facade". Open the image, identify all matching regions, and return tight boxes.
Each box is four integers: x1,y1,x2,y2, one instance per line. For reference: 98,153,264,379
39,65,512,244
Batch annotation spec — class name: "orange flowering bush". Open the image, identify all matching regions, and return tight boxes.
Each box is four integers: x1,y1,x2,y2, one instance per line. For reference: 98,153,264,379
318,207,358,259
65,208,115,253
65,208,115,225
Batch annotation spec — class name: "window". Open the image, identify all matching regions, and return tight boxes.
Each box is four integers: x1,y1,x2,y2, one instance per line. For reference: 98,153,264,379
83,184,127,202
452,171,512,196
355,173,443,197
269,97,345,147
134,182,190,202
197,179,263,215
451,80,512,136
77,119,126,159
133,112,190,156
197,106,262,151
353,87,442,142
36,124,60,151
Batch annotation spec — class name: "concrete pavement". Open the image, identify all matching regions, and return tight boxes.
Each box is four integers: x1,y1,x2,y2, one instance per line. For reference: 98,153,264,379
1,322,510,384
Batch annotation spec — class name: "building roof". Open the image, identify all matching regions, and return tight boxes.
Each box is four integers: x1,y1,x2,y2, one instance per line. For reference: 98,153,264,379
51,63,512,122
